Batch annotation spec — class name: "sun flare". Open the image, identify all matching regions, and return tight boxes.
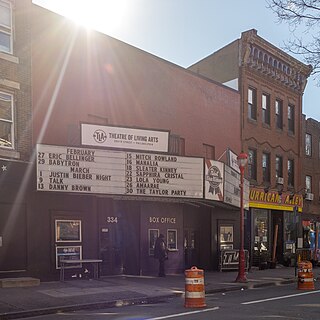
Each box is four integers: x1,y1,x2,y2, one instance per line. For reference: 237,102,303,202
38,0,128,33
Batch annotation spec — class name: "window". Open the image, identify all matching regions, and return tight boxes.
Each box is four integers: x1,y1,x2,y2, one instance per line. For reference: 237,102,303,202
275,99,283,130
55,220,82,242
284,211,298,244
262,152,270,183
306,175,312,193
262,93,270,125
0,91,14,148
56,246,82,269
288,159,294,187
253,209,269,257
0,0,12,53
167,229,177,251
248,148,257,180
169,135,185,155
203,144,215,160
288,105,295,134
305,134,312,156
248,87,257,120
219,225,234,250
275,155,283,178
148,229,159,256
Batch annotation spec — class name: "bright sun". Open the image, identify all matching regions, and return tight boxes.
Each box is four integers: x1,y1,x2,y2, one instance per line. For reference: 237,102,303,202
36,0,128,33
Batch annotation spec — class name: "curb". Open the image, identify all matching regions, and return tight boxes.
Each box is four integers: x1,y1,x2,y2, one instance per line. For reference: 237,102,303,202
0,295,176,320
0,279,297,320
205,278,296,294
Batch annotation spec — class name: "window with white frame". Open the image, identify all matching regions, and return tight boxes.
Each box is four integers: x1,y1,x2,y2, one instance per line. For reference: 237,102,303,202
306,134,312,156
248,87,257,120
0,0,12,53
262,93,270,125
167,229,177,250
0,91,14,148
288,105,295,134
306,175,312,193
275,99,283,130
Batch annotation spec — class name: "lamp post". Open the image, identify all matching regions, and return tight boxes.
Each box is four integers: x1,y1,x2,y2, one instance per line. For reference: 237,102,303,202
236,152,248,283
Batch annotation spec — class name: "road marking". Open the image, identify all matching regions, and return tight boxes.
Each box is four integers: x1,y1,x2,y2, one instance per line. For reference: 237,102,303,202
147,307,219,319
242,290,320,305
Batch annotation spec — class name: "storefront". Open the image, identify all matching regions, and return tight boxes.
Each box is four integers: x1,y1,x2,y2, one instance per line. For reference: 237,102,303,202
28,129,244,280
249,187,303,268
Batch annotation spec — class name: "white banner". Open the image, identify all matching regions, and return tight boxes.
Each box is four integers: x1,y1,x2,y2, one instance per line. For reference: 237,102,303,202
81,124,169,152
227,148,240,173
224,165,241,207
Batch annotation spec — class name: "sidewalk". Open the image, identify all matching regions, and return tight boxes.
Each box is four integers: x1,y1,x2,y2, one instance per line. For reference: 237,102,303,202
0,266,304,320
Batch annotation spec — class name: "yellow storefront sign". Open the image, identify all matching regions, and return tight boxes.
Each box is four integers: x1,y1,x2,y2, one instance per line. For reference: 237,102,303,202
249,187,303,212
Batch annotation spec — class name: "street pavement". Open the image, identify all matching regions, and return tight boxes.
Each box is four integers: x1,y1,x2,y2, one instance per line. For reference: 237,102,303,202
0,265,311,320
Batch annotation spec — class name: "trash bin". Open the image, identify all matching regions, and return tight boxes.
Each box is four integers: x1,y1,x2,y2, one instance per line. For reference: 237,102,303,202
184,266,206,308
298,261,315,290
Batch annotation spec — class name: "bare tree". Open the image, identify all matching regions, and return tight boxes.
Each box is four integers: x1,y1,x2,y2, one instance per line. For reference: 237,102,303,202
267,0,320,80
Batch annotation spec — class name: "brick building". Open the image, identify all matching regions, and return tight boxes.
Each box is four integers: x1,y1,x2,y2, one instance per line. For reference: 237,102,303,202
3,2,316,279
1,3,244,280
0,0,33,276
301,116,320,260
189,29,312,267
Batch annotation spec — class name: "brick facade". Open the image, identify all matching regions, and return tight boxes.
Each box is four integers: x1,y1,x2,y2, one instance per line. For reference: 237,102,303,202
189,29,312,196
30,5,241,159
0,0,32,161
302,116,320,216
188,29,313,266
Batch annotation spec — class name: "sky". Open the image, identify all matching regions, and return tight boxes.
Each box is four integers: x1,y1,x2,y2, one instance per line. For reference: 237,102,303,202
33,0,319,121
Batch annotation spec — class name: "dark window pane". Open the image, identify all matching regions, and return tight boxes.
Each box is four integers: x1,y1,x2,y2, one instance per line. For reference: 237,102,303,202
275,100,283,130
248,87,257,120
262,153,270,183
288,159,294,187
248,149,257,180
262,94,270,125
288,105,295,134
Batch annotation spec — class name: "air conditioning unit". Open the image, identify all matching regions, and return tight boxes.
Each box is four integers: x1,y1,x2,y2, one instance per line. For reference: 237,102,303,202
276,177,284,185
305,193,314,201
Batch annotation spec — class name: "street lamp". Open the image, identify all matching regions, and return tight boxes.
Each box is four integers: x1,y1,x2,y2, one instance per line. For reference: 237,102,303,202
236,152,248,283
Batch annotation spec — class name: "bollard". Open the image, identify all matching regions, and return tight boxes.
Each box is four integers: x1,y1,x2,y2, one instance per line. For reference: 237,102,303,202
184,266,206,308
297,260,315,290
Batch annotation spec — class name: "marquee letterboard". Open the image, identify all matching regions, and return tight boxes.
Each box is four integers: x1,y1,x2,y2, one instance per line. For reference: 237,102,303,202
36,144,203,198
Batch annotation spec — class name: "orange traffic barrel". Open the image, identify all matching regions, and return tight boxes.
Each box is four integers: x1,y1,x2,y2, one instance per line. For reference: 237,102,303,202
298,261,315,290
184,266,206,308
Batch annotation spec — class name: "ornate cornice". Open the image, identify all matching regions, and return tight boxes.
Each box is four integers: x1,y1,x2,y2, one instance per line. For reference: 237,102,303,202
240,29,312,95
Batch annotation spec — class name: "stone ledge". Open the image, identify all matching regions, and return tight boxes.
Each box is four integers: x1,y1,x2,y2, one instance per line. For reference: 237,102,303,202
0,277,40,288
